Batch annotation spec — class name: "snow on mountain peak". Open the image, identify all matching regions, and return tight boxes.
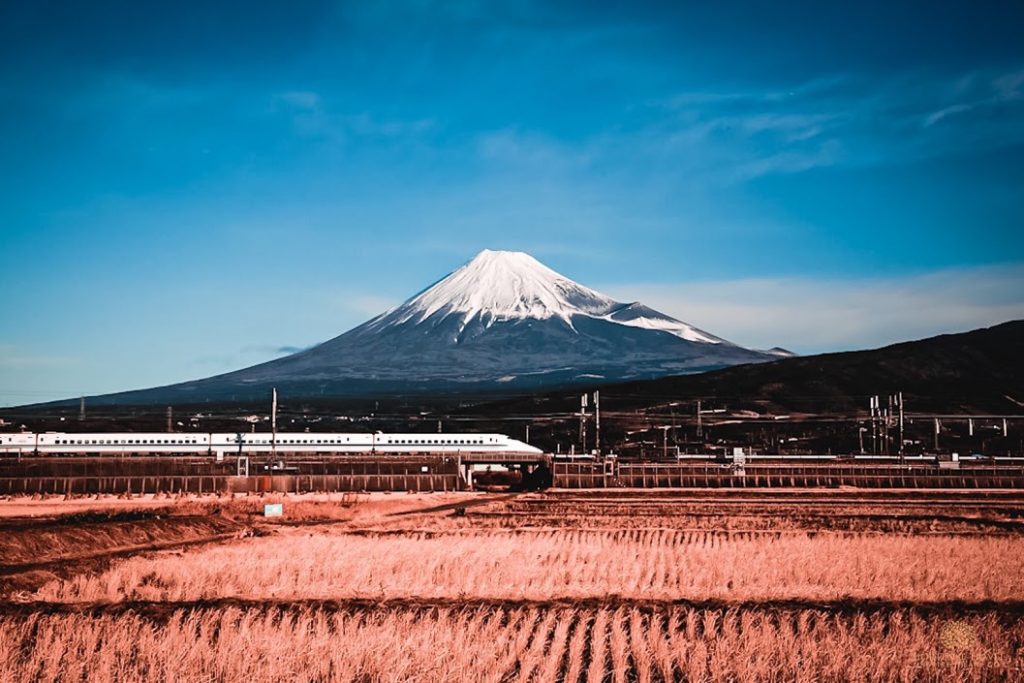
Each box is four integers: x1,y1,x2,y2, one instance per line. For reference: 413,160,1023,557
394,249,617,324
375,249,725,344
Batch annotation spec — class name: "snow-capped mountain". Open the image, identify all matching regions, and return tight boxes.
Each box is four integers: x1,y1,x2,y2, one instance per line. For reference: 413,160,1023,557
365,249,724,344
69,250,780,405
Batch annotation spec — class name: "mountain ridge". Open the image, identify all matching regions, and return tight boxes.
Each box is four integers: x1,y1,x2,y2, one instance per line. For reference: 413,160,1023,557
473,320,1024,417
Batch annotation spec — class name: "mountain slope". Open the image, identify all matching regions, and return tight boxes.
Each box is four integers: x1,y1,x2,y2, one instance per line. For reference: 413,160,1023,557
33,250,777,406
479,320,1024,416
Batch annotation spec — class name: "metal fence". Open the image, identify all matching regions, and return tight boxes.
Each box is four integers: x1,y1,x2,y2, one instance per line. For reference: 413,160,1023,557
553,461,1024,489
0,455,462,494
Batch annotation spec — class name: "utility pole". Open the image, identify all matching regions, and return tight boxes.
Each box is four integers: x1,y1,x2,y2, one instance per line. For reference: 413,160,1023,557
594,390,601,457
870,396,877,455
898,391,905,460
166,406,173,433
670,403,678,448
886,395,894,455
934,418,941,452
696,400,703,438
525,423,530,444
579,394,588,455
271,387,278,458
79,396,85,422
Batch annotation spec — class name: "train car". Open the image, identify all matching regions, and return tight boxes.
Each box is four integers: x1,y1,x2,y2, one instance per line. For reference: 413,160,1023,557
208,432,375,456
31,432,211,455
0,433,37,454
374,433,539,454
0,432,543,456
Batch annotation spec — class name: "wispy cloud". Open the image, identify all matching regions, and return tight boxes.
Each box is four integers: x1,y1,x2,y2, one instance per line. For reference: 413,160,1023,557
479,66,1024,183
602,263,1024,354
239,344,311,356
340,294,400,318
643,65,1024,179
0,345,74,368
475,128,593,170
273,91,436,143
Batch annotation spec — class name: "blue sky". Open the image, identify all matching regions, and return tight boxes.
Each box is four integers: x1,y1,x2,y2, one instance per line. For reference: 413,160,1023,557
1,1,1023,406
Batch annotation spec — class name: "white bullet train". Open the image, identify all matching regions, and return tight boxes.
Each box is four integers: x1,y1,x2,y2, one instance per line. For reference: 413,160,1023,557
0,432,542,457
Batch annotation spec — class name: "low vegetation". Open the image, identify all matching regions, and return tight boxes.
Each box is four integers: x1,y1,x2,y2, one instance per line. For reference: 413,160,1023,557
2,605,1021,682
34,528,1024,604
3,491,1023,681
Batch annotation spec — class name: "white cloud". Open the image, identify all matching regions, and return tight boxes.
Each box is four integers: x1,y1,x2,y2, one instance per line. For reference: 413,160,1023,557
601,263,1024,354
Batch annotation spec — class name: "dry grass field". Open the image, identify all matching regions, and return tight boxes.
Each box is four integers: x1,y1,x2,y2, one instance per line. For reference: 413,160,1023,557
31,529,1024,604
2,605,1021,682
2,490,1023,681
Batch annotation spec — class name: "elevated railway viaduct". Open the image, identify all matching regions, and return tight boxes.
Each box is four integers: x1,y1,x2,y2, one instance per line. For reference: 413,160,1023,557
2,451,1024,495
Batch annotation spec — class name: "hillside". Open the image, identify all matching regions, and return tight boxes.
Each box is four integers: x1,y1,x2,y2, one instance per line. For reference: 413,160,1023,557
476,320,1024,417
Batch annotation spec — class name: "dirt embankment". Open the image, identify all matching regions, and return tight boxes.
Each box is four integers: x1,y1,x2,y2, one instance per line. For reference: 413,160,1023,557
0,492,487,596
0,511,243,597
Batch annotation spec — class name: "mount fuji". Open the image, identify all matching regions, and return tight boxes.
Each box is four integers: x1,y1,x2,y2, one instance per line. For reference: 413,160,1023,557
60,250,781,405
